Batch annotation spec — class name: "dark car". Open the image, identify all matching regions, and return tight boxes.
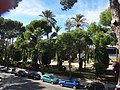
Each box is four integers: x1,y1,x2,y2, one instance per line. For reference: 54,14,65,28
15,70,27,77
59,79,84,89
6,67,16,73
27,72,41,80
86,82,105,90
0,66,8,72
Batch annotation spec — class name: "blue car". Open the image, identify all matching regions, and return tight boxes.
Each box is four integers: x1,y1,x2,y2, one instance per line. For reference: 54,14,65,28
59,79,83,89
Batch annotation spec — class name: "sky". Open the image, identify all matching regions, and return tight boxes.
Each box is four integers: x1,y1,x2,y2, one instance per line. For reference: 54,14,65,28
2,0,109,35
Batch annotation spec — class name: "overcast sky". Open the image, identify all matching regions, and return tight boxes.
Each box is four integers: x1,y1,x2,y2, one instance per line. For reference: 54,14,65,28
2,0,109,34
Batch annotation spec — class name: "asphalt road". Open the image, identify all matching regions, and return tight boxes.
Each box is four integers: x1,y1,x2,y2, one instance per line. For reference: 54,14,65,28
0,72,86,90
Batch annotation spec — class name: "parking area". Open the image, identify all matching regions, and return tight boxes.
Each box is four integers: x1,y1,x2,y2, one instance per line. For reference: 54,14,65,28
0,65,116,90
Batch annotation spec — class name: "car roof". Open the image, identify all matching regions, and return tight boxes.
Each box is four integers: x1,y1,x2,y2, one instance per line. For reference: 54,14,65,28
43,74,52,76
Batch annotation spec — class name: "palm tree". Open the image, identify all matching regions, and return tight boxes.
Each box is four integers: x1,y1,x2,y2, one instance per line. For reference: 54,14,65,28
39,10,57,28
71,14,88,28
65,18,73,32
39,10,57,39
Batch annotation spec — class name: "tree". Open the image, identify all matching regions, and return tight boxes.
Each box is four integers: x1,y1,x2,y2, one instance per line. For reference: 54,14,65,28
14,37,27,63
56,32,75,77
110,1,120,83
50,25,62,67
17,20,45,67
110,0,120,57
0,17,23,65
37,39,54,65
100,7,112,26
88,22,115,77
59,0,120,60
50,25,61,38
71,14,87,28
70,28,92,70
39,10,56,26
65,18,73,32
39,10,56,38
60,0,77,10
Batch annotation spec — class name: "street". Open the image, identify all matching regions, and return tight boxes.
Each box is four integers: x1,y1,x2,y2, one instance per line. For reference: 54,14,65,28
0,72,86,90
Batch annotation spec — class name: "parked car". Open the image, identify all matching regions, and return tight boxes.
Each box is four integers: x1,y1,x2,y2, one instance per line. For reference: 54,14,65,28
41,74,59,84
14,70,27,77
59,79,84,89
27,72,41,80
0,66,5,70
6,67,16,73
0,66,8,72
86,82,105,90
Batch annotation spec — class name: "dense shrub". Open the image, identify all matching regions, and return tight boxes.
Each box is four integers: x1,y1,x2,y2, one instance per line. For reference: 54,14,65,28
41,51,51,65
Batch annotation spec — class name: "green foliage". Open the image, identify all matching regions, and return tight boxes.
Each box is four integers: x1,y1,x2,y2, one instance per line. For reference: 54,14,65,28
39,10,56,24
39,10,56,38
94,46,109,68
31,50,39,68
26,19,52,39
87,22,114,70
100,7,112,26
60,0,77,10
71,14,87,28
55,28,91,63
37,39,55,65
24,31,32,40
0,17,23,65
88,22,115,47
13,49,22,61
41,51,51,65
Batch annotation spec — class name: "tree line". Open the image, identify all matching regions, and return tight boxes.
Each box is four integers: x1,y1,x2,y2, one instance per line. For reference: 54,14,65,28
0,8,115,76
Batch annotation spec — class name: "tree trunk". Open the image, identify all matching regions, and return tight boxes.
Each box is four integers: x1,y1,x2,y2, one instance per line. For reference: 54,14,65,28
78,48,83,70
56,49,61,66
69,55,72,79
110,0,120,84
110,0,120,53
47,33,49,39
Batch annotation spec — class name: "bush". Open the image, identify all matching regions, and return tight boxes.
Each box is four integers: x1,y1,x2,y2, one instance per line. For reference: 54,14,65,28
41,51,51,65
94,47,109,68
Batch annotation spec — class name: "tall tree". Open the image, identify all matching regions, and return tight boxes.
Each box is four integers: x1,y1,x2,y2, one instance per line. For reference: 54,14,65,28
60,0,120,82
88,22,115,76
0,18,23,65
100,7,112,26
110,0,120,56
59,0,120,57
65,18,73,32
39,10,57,39
71,14,87,28
24,20,45,67
39,10,56,25
50,25,61,38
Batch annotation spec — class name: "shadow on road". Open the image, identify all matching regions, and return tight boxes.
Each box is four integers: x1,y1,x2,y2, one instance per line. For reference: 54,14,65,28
0,74,45,90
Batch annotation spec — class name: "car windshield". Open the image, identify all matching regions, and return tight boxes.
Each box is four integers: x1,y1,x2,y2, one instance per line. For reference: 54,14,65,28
49,75,55,79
